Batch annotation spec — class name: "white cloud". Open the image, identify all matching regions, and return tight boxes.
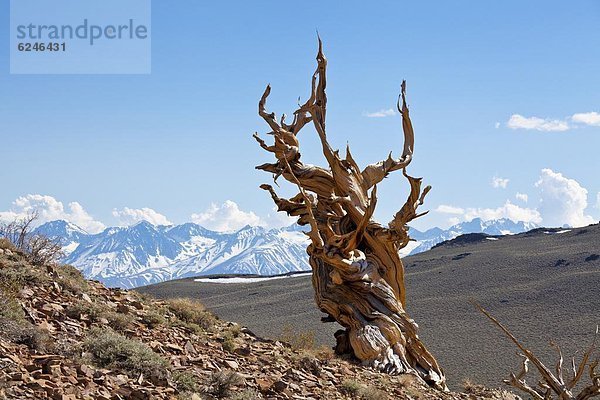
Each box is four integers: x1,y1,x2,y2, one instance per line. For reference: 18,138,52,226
112,207,172,227
436,199,541,224
494,122,501,129
492,176,509,189
572,111,600,127
515,192,529,203
435,205,465,215
435,200,541,226
435,200,542,225
191,201,265,232
434,169,597,229
447,217,460,226
535,168,594,228
364,108,396,118
263,206,298,229
507,114,569,132
0,194,105,233
463,201,542,224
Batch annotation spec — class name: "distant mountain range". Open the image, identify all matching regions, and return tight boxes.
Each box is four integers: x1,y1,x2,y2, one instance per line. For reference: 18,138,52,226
406,218,538,256
35,221,309,289
35,218,538,288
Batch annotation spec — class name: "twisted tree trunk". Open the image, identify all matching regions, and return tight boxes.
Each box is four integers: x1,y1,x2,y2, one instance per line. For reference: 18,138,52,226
254,39,446,391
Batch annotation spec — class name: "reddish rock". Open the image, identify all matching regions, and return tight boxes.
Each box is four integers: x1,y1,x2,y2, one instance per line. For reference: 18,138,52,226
255,378,273,392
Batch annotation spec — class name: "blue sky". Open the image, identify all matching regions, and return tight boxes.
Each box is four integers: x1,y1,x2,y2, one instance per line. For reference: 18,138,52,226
1,0,599,232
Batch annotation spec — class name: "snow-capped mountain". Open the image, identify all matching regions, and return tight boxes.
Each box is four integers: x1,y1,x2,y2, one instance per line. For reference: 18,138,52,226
34,218,537,289
407,218,538,255
34,221,311,289
35,220,89,255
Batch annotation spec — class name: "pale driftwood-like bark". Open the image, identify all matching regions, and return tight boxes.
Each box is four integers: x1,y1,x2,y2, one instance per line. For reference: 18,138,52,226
254,39,446,391
474,302,600,400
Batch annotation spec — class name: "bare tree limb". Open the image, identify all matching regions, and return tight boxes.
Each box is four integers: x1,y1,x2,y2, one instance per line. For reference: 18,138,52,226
361,81,414,190
474,301,600,400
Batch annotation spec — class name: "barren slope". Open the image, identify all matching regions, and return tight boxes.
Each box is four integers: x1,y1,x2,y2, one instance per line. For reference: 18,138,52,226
139,223,600,389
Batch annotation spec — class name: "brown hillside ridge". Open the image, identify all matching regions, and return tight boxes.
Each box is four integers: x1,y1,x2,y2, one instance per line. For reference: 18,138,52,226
0,244,517,399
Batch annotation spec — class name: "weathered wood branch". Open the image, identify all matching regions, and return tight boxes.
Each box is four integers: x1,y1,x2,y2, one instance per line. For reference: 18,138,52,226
474,301,600,399
361,81,414,191
254,40,446,391
504,355,545,399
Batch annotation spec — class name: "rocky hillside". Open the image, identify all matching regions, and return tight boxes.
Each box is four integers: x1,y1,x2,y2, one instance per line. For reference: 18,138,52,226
0,240,517,399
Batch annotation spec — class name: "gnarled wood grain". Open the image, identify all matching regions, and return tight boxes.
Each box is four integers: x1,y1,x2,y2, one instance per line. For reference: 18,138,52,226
254,39,446,391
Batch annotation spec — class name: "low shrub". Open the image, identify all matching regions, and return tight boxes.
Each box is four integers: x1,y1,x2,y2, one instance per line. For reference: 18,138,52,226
0,259,49,290
106,311,135,331
141,310,166,328
13,324,53,352
230,389,260,400
0,289,52,351
65,300,107,322
340,380,388,400
228,324,241,338
54,338,82,359
55,264,89,294
173,370,199,393
25,234,64,266
170,319,205,335
357,386,388,400
204,370,243,398
83,327,170,380
0,289,24,322
340,379,362,396
0,317,20,342
313,345,335,361
221,331,236,353
167,298,216,330
0,214,63,266
0,238,16,251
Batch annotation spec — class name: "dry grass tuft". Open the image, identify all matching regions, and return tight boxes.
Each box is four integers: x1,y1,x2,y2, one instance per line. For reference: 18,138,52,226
0,237,16,251
141,309,166,328
230,389,260,400
221,330,236,353
173,370,200,393
0,288,53,351
280,324,315,350
65,300,107,322
55,264,89,294
167,298,217,330
340,379,388,400
204,370,243,398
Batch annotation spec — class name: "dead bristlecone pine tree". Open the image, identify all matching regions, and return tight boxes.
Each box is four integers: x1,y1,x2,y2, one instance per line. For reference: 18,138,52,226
253,39,447,391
